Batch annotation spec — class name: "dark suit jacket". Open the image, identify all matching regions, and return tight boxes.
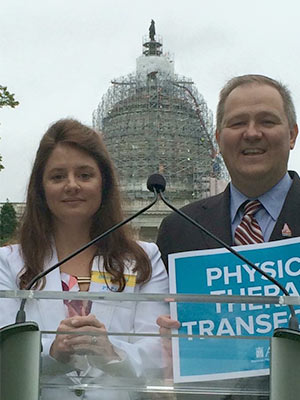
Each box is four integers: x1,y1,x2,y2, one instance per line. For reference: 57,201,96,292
157,171,300,270
156,171,300,399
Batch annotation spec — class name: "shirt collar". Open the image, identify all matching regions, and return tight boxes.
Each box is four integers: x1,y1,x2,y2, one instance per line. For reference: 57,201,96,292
230,172,292,223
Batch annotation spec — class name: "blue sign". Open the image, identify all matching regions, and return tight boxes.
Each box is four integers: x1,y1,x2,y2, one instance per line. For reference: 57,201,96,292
169,238,300,382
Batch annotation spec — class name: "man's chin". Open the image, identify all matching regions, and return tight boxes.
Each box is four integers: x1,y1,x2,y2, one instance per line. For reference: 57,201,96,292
232,169,266,184
232,168,286,195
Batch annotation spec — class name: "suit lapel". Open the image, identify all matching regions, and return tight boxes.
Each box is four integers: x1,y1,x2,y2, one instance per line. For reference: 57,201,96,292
196,185,232,249
270,172,300,241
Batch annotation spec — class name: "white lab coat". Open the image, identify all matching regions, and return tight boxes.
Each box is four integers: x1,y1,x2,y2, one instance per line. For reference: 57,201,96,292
0,241,169,399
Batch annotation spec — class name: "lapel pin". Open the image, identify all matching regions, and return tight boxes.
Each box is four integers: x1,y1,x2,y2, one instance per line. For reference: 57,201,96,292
282,223,292,237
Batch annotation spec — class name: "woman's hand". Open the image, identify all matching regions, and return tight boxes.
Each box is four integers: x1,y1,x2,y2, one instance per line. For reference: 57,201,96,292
50,314,120,364
50,317,77,363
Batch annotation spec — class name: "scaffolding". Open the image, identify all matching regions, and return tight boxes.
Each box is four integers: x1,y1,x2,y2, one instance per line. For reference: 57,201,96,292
93,25,227,203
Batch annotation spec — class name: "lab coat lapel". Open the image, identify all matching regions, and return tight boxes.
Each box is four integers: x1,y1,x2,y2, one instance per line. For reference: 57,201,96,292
37,249,66,331
89,256,115,329
88,257,137,330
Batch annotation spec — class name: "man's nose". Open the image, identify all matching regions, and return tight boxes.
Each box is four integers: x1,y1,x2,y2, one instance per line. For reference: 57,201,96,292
243,121,262,140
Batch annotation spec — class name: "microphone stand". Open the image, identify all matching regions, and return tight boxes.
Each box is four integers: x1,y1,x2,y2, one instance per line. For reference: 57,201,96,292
16,190,159,323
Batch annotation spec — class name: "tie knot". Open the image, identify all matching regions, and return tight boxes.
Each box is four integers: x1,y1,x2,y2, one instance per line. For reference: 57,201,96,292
243,200,261,216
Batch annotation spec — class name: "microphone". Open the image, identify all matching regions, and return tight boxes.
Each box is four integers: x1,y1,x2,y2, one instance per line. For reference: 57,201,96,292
15,183,160,324
147,173,166,193
148,173,299,331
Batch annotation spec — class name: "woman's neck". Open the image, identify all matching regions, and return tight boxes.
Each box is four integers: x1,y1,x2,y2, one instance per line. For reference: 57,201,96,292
53,224,97,279
53,221,91,256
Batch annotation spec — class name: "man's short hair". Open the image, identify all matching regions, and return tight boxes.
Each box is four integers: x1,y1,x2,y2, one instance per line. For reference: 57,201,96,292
216,74,297,131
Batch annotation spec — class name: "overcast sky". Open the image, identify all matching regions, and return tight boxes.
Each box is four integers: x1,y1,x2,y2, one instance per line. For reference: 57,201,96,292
1,0,300,202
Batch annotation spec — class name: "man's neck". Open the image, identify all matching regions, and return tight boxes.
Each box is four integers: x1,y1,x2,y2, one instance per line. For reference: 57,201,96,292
232,172,289,198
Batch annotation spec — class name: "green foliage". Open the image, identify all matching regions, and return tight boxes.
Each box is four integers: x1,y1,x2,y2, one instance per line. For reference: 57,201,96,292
0,85,19,170
0,85,19,109
0,199,17,246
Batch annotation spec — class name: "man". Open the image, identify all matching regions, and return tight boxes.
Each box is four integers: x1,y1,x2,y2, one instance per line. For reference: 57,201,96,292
156,74,300,399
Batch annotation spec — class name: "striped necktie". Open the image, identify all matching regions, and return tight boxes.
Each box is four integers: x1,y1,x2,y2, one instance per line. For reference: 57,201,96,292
234,200,264,245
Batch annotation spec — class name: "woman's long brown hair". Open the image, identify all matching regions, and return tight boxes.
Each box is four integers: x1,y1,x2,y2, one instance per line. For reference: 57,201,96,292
18,119,151,290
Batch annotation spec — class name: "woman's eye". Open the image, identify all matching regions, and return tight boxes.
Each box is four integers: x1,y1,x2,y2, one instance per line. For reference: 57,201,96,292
80,173,91,180
51,174,65,181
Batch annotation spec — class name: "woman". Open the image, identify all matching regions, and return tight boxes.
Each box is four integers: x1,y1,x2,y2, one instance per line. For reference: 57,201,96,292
0,119,169,399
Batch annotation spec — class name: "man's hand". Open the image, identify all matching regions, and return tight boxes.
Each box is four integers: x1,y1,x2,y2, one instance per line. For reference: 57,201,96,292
157,314,180,335
156,315,180,379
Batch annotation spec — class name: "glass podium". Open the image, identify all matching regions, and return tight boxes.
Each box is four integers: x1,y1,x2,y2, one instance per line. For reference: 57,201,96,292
1,290,299,399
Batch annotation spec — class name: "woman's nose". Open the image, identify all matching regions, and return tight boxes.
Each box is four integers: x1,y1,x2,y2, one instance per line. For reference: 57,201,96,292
64,175,80,192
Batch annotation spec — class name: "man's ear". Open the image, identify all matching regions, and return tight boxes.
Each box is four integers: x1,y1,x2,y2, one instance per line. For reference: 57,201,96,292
215,130,221,147
290,124,298,150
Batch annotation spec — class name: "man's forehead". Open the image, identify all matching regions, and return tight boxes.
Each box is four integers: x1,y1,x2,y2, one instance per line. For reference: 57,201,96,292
226,83,282,102
223,83,285,114
225,110,281,121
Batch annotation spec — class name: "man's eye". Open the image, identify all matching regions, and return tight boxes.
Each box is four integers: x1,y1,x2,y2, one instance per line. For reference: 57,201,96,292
262,120,275,126
230,121,245,127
